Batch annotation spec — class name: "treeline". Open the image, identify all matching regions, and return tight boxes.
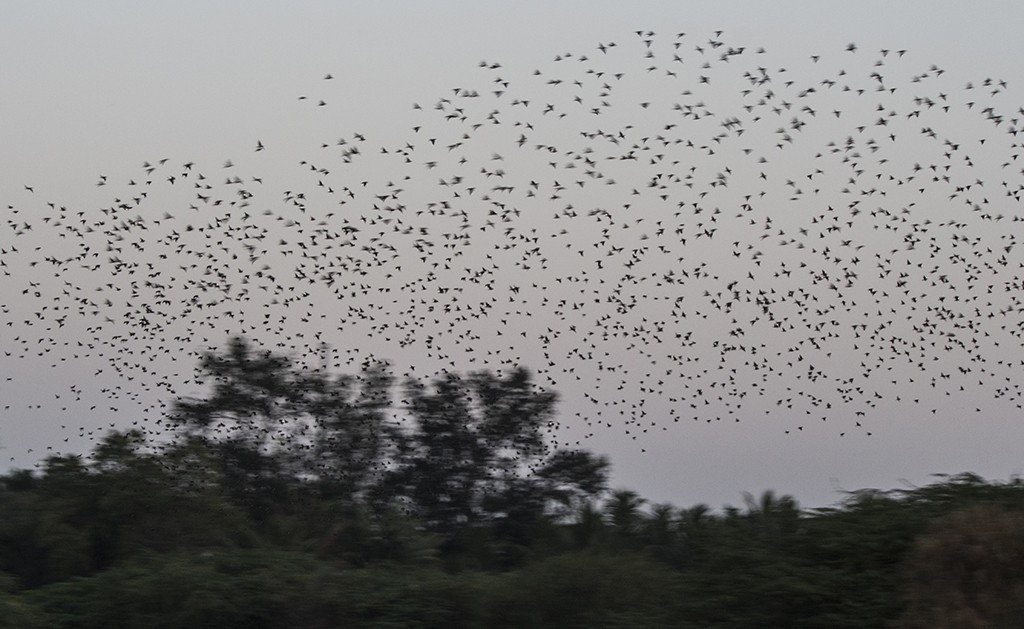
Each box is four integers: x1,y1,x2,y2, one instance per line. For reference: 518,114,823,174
2,337,1024,627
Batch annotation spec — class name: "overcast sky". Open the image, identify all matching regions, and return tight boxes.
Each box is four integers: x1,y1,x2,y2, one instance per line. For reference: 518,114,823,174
4,1,1024,511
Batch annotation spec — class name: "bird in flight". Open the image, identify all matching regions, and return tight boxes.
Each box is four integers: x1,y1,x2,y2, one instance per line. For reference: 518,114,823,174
2,28,1022,463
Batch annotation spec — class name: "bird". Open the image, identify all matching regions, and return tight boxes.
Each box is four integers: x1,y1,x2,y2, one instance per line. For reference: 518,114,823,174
1,27,1022,470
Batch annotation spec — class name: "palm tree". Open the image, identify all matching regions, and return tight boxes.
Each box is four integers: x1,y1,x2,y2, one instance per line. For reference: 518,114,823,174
572,500,605,548
743,490,798,528
643,502,677,548
604,489,646,544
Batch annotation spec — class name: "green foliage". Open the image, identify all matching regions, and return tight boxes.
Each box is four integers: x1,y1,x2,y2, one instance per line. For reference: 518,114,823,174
483,552,685,628
900,504,1024,628
6,339,1024,626
8,433,1024,627
26,550,493,629
28,549,341,629
0,435,254,589
170,337,609,560
0,572,49,629
387,366,609,537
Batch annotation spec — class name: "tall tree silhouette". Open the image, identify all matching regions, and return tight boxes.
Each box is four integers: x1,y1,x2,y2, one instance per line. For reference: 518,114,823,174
386,367,609,541
167,337,608,543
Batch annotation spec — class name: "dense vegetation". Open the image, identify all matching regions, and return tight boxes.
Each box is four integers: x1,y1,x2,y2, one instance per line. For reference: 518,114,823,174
2,337,1024,628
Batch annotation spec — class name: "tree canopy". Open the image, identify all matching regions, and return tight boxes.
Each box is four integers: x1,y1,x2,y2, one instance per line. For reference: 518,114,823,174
2,338,1023,627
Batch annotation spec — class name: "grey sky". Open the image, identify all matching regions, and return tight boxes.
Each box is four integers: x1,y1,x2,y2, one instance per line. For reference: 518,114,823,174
3,1,1024,511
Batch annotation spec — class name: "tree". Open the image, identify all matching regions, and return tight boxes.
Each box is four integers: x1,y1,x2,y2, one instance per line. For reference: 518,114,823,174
900,504,1024,628
533,449,610,519
168,337,400,516
169,337,304,516
165,337,609,564
643,502,678,549
386,367,608,540
310,360,397,504
604,489,646,546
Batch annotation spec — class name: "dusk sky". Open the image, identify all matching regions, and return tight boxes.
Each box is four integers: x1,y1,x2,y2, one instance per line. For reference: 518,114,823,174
4,1,1024,511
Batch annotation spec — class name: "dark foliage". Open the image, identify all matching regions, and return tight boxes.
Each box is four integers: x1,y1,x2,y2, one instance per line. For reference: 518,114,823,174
2,339,1024,627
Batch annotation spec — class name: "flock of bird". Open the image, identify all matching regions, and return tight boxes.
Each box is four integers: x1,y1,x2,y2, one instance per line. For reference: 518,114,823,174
3,29,1024,463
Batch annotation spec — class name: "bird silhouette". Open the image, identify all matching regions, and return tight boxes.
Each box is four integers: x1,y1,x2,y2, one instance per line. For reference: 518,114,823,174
2,28,1023,464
